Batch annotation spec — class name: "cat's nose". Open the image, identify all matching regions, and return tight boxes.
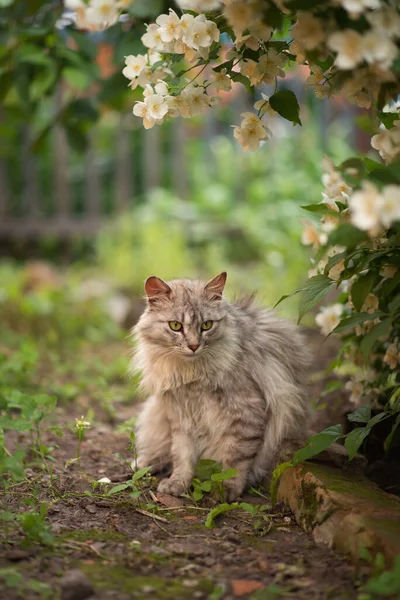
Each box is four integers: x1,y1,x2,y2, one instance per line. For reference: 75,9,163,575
188,344,199,353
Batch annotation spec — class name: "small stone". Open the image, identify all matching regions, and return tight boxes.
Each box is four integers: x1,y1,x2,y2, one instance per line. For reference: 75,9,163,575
85,504,97,514
141,585,155,593
182,579,199,587
5,549,31,562
60,569,94,600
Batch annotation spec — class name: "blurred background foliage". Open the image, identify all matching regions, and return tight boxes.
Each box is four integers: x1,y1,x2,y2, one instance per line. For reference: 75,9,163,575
0,0,354,319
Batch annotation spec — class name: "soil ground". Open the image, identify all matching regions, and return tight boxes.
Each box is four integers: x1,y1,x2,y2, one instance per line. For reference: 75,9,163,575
1,332,362,600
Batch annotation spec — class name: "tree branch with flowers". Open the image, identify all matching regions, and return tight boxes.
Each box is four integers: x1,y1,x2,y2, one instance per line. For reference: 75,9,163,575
67,0,400,467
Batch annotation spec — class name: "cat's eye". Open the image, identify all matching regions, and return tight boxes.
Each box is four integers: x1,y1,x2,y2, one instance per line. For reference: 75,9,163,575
201,320,213,331
169,321,183,331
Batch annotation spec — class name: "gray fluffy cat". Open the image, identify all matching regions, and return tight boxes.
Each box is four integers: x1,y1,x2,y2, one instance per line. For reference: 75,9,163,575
131,272,310,501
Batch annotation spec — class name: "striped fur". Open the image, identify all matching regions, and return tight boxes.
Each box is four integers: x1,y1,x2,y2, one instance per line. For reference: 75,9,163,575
131,273,310,500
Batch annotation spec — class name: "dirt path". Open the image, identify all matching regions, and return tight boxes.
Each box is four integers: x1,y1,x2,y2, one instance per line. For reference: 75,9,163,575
2,414,361,600
1,331,362,600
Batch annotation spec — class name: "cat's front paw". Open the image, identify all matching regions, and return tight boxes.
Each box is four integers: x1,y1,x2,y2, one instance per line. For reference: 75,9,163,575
157,477,187,497
223,479,245,503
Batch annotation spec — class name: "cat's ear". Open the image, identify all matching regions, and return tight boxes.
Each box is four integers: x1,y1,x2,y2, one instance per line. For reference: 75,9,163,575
204,272,227,301
144,276,171,305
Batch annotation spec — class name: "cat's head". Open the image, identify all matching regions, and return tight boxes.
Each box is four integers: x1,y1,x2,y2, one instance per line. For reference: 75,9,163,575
136,272,233,359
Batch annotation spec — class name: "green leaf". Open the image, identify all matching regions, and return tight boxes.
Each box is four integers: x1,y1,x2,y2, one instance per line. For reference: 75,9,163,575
205,503,240,529
230,72,252,91
298,281,335,322
15,45,52,67
63,68,92,90
211,468,238,482
269,461,292,505
351,271,375,312
275,275,333,312
200,481,212,492
384,414,400,452
363,157,382,172
360,318,391,359
367,412,387,429
344,427,370,460
339,157,367,178
107,483,130,495
195,459,221,481
347,405,371,424
368,164,400,185
131,466,151,481
324,251,349,277
328,224,368,249
292,425,344,464
332,312,382,335
269,90,301,126
30,67,57,100
378,111,398,129
301,203,336,214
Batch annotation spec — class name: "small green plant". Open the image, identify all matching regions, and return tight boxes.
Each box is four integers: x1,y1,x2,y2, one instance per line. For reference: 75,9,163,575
240,502,272,534
66,415,91,468
188,459,238,503
359,554,400,599
0,568,52,599
106,467,152,500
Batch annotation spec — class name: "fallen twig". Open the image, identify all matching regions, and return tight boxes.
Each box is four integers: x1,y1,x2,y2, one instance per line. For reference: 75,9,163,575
136,508,169,523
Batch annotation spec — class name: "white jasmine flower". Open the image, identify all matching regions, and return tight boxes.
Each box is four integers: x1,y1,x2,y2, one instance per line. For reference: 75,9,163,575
211,69,232,92
166,94,191,118
156,10,182,43
367,6,400,38
371,120,400,164
240,59,260,86
383,344,400,369
141,23,164,49
133,101,156,129
233,114,269,151
328,30,365,70
361,293,379,313
183,15,211,49
145,93,169,120
122,54,147,80
85,0,119,30
320,193,340,212
204,18,220,43
340,0,381,18
362,31,397,70
345,379,364,404
223,1,258,38
184,86,210,115
301,220,325,248
180,13,195,37
349,182,384,232
154,81,168,96
254,94,277,118
256,50,286,84
380,185,400,228
328,259,345,281
292,12,325,50
315,304,343,336
175,0,221,11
